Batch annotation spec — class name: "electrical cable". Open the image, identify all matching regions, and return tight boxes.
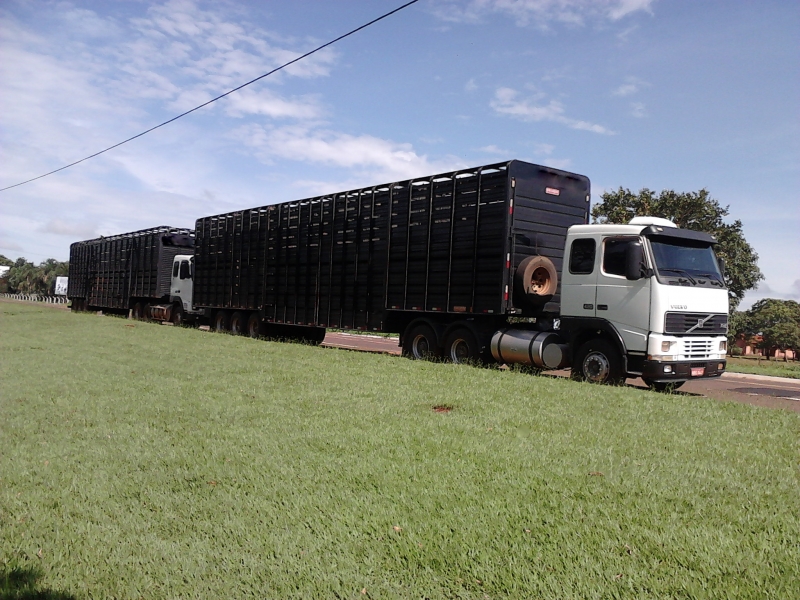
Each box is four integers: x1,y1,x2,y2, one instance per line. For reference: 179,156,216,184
0,0,420,193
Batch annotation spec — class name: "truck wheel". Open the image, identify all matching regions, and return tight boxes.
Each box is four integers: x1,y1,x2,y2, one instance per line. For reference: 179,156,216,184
515,256,558,305
444,328,481,365
132,302,143,320
171,304,185,326
402,323,441,360
246,314,261,338
643,379,685,393
229,312,245,335
213,311,229,333
572,339,625,385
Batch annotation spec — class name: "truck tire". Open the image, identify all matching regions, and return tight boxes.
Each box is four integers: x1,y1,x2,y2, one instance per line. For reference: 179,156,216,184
402,323,441,360
572,339,625,385
515,255,558,305
171,304,185,326
643,379,685,393
132,302,143,320
229,312,245,335
443,327,481,365
246,313,261,338
213,311,229,333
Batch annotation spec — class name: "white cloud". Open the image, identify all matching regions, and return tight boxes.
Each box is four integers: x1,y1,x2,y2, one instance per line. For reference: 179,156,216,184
465,78,478,92
491,87,615,134
234,124,465,183
478,144,510,154
631,102,647,118
39,220,99,239
431,0,655,27
612,76,649,97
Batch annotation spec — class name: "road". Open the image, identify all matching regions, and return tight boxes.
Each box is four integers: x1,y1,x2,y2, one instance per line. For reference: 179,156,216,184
322,332,800,413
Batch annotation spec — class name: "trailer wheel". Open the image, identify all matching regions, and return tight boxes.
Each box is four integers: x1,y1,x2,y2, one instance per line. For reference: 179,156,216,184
213,311,229,333
572,339,625,385
246,314,261,338
132,302,143,320
515,255,558,305
643,379,685,393
444,328,481,365
402,323,441,360
229,312,245,335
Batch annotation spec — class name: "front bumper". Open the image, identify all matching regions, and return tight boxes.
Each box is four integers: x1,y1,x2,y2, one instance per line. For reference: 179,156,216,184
641,359,726,382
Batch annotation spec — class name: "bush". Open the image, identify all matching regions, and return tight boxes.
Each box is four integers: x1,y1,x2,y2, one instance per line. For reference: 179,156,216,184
730,346,743,357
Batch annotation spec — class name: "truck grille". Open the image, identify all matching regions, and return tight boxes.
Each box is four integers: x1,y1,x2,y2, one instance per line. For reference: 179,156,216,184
665,312,727,335
679,339,714,360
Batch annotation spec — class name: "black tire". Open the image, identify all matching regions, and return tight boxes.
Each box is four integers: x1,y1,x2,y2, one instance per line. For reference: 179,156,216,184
246,313,261,338
443,327,481,365
643,379,685,393
142,303,152,321
171,304,185,326
213,311,229,333
230,312,245,335
132,301,143,320
572,339,625,385
402,323,441,360
515,255,558,306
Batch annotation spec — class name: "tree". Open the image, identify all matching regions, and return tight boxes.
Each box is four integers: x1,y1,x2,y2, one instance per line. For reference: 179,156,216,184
746,299,800,360
0,254,13,267
4,257,69,294
591,188,763,309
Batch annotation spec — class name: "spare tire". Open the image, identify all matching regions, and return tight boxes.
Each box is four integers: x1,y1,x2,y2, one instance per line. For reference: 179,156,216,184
514,255,558,306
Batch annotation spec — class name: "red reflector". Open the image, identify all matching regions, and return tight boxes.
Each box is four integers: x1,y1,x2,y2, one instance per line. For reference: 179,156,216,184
504,291,509,301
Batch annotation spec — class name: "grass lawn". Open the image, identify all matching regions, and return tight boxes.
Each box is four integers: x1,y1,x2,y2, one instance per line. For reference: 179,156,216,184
726,355,800,379
2,301,799,599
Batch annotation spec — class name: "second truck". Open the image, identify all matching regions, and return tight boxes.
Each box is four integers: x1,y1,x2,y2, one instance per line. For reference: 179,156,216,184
68,160,729,389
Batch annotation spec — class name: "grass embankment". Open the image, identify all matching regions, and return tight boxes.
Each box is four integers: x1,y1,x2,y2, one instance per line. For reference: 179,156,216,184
726,355,800,379
1,301,799,599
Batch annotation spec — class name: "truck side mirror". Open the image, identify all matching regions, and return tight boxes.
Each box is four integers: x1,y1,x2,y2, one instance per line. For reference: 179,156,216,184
625,242,645,281
717,257,726,278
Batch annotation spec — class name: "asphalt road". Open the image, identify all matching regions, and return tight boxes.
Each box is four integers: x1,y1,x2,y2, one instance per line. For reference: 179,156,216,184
322,332,800,413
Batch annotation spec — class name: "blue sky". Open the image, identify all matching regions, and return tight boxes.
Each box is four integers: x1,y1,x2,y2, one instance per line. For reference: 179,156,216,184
1,0,797,308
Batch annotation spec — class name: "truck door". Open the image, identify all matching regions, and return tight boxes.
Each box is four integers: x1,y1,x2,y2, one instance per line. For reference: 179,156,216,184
596,236,651,353
560,236,599,318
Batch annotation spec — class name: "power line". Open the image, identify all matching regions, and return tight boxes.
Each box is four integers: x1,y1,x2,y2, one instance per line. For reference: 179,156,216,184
0,0,421,193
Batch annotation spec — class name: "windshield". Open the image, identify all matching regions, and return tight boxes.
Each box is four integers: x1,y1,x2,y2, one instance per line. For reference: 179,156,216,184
649,239,723,282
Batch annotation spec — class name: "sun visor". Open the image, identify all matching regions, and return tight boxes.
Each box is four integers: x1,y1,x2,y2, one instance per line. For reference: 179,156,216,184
641,225,717,245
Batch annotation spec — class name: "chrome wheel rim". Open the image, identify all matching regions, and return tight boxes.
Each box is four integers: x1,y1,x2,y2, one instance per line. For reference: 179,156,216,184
583,351,610,382
450,339,470,363
412,334,430,359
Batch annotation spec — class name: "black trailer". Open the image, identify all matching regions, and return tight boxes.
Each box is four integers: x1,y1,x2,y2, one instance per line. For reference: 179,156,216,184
194,160,589,357
68,226,194,315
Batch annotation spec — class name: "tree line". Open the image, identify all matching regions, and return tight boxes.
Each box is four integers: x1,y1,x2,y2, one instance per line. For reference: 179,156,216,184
0,255,69,295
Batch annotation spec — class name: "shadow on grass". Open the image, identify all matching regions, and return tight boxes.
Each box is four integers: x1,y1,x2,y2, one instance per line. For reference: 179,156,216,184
0,566,78,600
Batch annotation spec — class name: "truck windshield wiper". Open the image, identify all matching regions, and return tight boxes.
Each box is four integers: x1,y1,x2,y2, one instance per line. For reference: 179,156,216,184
697,273,724,285
658,268,697,285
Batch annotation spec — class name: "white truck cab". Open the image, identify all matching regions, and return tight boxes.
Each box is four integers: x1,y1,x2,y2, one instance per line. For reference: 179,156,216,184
169,254,203,323
559,217,728,389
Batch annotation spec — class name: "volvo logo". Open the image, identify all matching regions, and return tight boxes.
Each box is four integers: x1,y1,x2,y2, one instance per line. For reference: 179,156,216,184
686,314,714,333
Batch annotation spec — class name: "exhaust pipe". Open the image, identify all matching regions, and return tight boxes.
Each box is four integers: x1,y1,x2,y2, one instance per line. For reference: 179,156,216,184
491,328,569,369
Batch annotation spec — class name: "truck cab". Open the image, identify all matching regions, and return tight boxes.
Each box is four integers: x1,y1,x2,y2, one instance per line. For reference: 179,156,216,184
560,217,728,389
170,254,202,323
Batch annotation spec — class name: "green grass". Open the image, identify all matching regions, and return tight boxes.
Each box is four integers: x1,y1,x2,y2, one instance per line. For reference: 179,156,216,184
1,301,799,599
726,355,800,379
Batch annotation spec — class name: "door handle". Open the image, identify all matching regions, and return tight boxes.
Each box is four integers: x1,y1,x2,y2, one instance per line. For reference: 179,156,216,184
598,304,608,310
